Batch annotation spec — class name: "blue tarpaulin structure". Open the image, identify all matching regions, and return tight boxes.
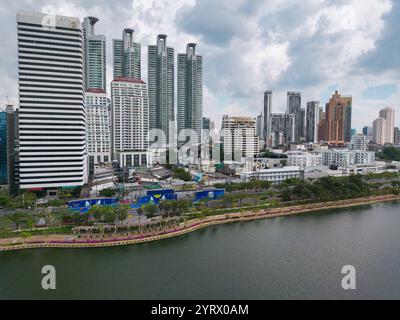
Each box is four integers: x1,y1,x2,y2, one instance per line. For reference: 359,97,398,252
194,189,225,202
131,189,177,209
68,198,118,213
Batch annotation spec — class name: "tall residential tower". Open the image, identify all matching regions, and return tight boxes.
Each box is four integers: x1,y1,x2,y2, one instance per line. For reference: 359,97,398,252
177,43,203,146
306,101,320,143
82,17,106,91
287,92,302,143
148,35,175,144
113,29,141,79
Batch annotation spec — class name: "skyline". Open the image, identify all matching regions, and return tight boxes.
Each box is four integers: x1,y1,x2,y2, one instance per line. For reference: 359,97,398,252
0,0,399,131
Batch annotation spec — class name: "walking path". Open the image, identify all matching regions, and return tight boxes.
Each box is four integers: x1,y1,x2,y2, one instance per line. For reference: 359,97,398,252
1,194,399,252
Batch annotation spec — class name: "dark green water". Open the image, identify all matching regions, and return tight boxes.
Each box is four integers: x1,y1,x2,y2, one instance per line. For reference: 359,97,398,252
1,201,400,300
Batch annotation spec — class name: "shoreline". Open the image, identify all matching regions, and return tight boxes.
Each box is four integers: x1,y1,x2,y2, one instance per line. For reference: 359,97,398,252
1,194,399,252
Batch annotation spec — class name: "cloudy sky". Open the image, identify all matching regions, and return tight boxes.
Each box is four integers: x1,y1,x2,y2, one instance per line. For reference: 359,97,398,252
0,0,399,130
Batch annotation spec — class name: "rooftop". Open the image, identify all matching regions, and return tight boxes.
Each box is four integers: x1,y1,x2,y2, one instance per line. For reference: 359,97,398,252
112,77,146,84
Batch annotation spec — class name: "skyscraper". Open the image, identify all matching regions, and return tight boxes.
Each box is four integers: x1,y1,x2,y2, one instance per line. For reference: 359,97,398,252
394,127,400,144
17,11,87,190
111,78,149,164
306,101,320,143
300,108,306,139
0,112,7,187
221,116,259,161
83,17,106,91
148,35,175,144
177,43,203,145
86,90,111,165
373,118,386,145
270,113,295,147
324,91,352,146
362,126,373,138
287,92,302,143
379,107,395,144
113,29,141,80
263,91,272,143
202,117,211,130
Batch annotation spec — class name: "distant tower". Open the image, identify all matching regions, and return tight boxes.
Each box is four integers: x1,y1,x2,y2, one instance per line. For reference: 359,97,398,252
148,35,175,144
324,91,352,146
113,29,141,79
177,43,203,146
379,107,395,144
373,118,386,145
263,91,272,144
287,92,302,143
83,17,106,91
306,101,320,143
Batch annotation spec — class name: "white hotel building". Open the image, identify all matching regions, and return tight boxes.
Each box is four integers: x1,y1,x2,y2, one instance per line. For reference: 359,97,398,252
111,78,151,167
17,11,88,189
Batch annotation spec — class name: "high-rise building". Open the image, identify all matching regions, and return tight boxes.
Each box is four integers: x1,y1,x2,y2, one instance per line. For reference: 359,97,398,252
300,108,306,139
0,105,19,191
270,113,295,147
221,116,259,161
287,92,302,143
82,17,106,91
86,90,111,165
350,133,368,151
306,101,320,143
177,43,203,145
263,91,272,143
17,11,87,190
256,114,263,139
113,29,141,80
394,127,400,144
148,35,175,144
379,107,395,144
0,112,7,187
111,78,149,159
373,118,386,145
318,111,326,142
202,117,211,130
362,126,373,138
324,91,352,145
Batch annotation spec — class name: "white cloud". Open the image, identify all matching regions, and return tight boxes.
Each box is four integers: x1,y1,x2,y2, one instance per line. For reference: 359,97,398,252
0,0,398,130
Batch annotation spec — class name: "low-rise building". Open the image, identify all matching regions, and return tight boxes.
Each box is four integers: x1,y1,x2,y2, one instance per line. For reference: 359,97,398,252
240,166,304,183
318,149,375,167
286,151,322,168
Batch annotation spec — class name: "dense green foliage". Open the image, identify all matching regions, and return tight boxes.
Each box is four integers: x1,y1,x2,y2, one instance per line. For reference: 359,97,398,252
99,189,117,198
173,168,192,181
0,190,37,209
377,147,400,161
279,175,372,202
214,180,272,192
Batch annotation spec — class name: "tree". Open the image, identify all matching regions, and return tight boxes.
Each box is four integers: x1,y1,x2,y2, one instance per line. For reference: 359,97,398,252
173,168,192,181
99,189,117,198
89,206,104,222
116,205,129,222
176,199,191,214
143,204,158,219
71,211,82,225
378,147,400,161
103,207,116,224
0,190,11,207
